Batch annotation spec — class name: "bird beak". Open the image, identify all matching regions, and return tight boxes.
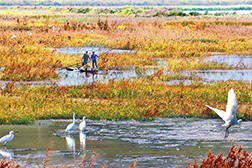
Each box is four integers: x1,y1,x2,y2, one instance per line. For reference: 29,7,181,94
14,131,19,133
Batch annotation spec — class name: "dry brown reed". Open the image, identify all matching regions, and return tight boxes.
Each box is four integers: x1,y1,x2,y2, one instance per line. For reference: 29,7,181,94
187,145,252,168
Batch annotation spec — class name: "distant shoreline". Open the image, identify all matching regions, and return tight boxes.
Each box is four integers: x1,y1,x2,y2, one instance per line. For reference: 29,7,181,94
0,0,252,7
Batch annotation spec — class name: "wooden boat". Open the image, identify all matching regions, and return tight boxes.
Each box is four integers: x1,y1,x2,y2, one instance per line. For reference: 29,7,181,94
65,67,101,73
80,69,99,73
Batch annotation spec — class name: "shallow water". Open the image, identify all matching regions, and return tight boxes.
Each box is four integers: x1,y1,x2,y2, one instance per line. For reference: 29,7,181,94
0,118,251,167
183,69,252,83
56,68,154,86
0,69,155,89
204,55,252,68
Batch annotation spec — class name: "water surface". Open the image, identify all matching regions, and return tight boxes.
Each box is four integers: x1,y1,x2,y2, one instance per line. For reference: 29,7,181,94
182,70,252,83
204,55,252,68
0,118,251,167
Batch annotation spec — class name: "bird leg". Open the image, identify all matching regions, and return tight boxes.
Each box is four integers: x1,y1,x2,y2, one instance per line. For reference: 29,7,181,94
224,125,231,138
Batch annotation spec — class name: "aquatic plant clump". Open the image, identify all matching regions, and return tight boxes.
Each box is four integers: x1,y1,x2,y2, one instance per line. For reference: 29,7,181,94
187,145,252,167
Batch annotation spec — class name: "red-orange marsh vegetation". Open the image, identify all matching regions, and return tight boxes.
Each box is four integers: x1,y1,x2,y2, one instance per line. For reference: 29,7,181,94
1,17,252,80
187,145,252,168
0,80,251,124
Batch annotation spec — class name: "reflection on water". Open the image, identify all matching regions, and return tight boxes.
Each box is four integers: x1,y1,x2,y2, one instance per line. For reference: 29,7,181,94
56,68,154,86
79,132,86,150
0,69,154,88
0,118,252,167
0,148,14,159
65,136,75,152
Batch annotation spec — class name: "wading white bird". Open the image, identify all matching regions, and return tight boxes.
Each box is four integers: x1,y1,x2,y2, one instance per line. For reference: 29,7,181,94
205,88,242,138
79,116,87,131
65,113,76,132
0,131,17,146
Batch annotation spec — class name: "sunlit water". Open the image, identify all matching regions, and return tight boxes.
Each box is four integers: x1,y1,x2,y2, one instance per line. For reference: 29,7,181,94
0,118,251,167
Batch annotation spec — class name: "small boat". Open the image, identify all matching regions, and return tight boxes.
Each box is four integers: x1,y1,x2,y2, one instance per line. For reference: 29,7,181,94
65,67,103,74
79,69,99,73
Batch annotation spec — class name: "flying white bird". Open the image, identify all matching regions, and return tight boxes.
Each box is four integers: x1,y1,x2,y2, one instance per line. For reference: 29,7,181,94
0,131,17,146
79,116,87,131
65,113,76,132
205,88,242,138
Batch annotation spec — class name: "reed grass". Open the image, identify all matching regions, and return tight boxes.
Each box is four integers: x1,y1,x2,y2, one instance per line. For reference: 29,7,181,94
0,80,251,124
187,144,252,167
1,10,252,81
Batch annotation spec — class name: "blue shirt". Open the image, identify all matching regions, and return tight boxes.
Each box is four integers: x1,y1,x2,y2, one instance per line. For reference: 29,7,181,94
91,54,98,61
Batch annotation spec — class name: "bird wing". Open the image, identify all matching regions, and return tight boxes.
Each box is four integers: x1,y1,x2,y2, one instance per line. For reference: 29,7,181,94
225,89,238,119
79,121,86,130
66,123,74,131
205,105,226,121
0,135,10,143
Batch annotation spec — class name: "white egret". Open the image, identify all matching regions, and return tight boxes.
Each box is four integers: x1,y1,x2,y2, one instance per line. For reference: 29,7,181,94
11,35,17,39
65,113,76,132
0,131,17,146
205,88,242,138
79,116,87,131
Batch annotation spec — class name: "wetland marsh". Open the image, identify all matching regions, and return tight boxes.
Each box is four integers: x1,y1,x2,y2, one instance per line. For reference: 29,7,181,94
0,5,252,167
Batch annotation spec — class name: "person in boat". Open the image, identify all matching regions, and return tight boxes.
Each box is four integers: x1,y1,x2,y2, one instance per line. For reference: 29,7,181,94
81,51,90,68
91,51,99,70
